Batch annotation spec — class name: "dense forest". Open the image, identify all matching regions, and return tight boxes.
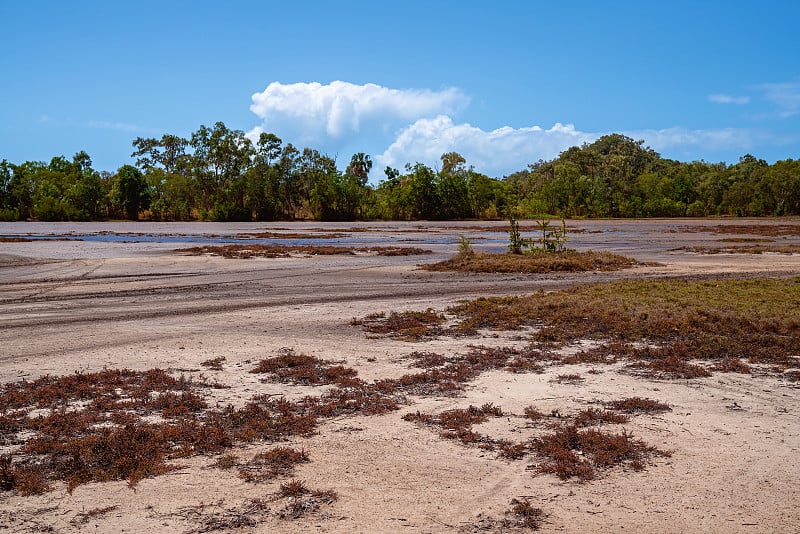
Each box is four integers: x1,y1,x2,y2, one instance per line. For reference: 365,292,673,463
1,122,799,221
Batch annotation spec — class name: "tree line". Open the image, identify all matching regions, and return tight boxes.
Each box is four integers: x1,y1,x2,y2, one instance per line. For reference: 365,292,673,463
1,122,798,221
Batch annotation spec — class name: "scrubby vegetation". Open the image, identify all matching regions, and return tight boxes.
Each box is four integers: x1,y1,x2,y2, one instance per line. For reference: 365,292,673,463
403,400,670,483
356,277,800,378
422,215,640,273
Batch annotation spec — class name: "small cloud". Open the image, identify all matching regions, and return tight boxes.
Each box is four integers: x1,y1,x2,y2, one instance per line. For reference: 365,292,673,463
758,81,800,118
86,120,153,133
248,81,468,146
628,126,757,153
708,93,750,105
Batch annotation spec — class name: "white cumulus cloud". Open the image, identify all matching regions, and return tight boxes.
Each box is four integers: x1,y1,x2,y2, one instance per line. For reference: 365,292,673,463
246,80,785,178
375,116,596,177
248,81,468,144
377,118,770,176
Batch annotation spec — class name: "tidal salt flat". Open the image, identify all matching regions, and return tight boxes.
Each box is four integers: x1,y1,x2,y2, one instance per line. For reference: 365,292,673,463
1,218,800,533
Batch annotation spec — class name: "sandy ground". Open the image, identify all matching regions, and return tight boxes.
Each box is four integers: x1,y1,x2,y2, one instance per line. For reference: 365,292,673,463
1,218,799,533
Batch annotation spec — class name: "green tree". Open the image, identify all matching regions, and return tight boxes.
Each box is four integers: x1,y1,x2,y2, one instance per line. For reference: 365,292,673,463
111,165,150,219
189,122,255,219
436,152,470,219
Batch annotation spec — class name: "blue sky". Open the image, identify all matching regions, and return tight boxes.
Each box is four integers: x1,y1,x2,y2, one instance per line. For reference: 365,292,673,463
1,1,798,178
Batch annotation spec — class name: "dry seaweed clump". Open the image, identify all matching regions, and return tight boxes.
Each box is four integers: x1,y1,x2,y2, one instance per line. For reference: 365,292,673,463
421,249,638,273
276,480,338,520
461,498,546,532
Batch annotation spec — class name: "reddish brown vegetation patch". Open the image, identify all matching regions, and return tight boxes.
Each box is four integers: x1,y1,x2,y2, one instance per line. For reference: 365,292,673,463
373,346,528,397
251,350,358,387
573,408,629,427
177,244,431,258
0,368,331,494
236,231,350,239
237,447,309,483
422,250,638,274
404,400,670,482
532,425,668,482
682,224,800,237
679,244,800,254
507,498,546,530
354,309,446,341
201,356,226,370
626,343,713,379
403,403,505,448
604,397,671,414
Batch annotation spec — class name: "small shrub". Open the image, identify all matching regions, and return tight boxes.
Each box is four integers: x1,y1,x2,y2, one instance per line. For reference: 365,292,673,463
531,424,667,482
604,398,671,414
573,408,630,427
212,454,239,470
507,497,545,529
553,373,584,384
498,441,529,460
201,357,226,371
356,309,446,341
457,235,475,257
279,479,309,499
714,357,752,374
523,406,546,420
238,447,309,483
